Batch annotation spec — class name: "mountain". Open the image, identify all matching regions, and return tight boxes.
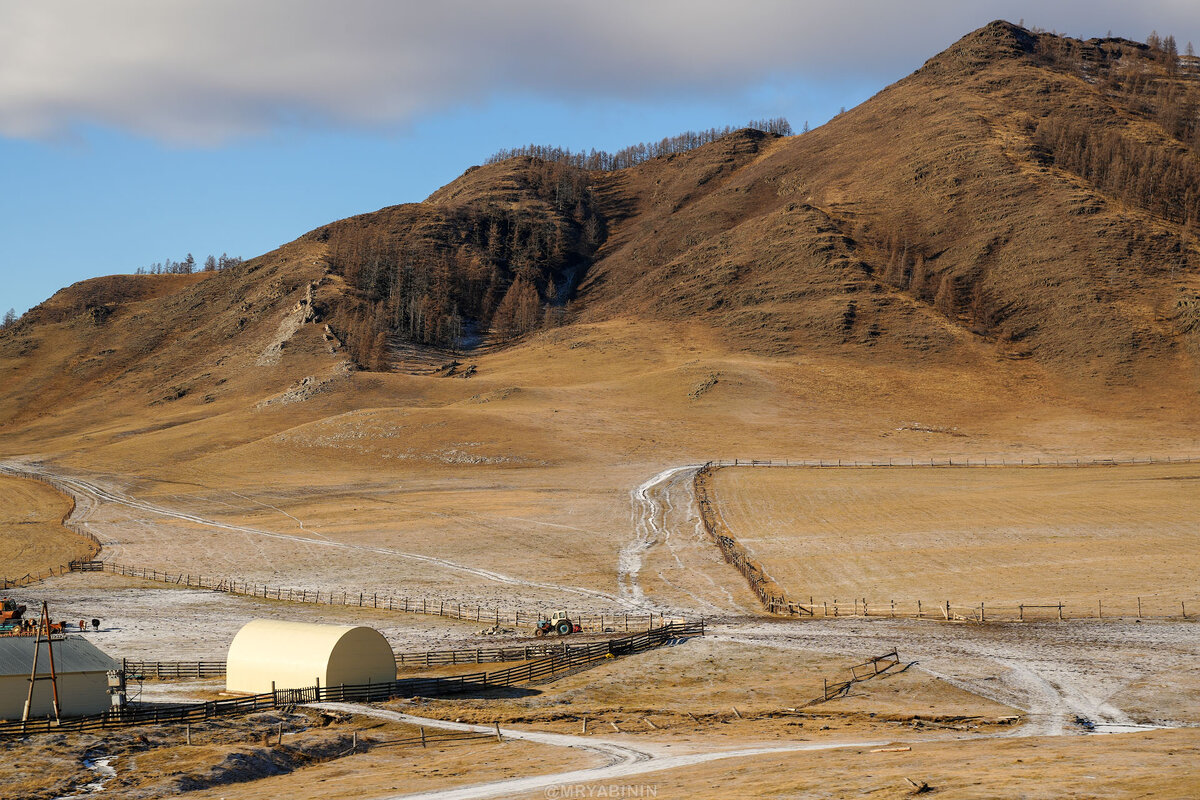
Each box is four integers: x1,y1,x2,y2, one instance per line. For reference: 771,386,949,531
2,21,1199,463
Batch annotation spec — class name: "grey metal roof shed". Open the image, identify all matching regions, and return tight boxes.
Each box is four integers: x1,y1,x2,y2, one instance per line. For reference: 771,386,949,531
0,636,119,720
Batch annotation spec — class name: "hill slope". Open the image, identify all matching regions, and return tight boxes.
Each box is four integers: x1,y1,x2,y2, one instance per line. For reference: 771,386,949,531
578,21,1200,387
2,21,1199,460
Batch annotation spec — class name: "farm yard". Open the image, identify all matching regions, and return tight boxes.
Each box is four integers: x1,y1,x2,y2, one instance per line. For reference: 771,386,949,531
2,452,1199,799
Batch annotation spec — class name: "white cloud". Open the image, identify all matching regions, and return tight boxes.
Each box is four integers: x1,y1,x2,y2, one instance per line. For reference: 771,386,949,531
1,1,1197,144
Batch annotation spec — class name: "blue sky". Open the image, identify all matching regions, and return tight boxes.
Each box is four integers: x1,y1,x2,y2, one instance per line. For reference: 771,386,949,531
3,1,1198,316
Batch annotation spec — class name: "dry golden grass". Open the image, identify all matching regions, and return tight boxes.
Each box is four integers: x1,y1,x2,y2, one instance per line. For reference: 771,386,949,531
6,315,1199,616
504,728,1200,800
0,707,597,800
0,473,95,581
712,463,1200,613
3,22,1200,798
183,737,598,800
393,638,1020,745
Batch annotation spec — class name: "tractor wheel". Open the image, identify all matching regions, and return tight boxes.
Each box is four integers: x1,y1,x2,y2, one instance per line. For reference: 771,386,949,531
534,627,547,637
556,620,573,636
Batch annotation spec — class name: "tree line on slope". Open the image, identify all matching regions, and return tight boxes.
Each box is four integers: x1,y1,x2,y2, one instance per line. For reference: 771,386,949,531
324,120,795,369
323,158,601,369
1033,29,1200,229
485,117,793,172
134,253,244,275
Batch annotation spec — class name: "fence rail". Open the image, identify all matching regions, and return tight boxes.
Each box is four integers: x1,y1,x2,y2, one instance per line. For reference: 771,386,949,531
813,650,902,703
706,455,1200,468
78,561,664,633
121,634,683,678
0,621,704,738
0,467,102,590
696,461,1200,622
122,660,227,679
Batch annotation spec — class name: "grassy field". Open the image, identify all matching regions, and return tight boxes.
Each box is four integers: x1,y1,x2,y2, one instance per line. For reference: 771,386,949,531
711,463,1200,615
0,473,95,582
504,728,1200,800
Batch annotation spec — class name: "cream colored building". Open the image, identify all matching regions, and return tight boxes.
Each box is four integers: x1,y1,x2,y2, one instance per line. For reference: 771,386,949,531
0,636,119,720
225,620,396,694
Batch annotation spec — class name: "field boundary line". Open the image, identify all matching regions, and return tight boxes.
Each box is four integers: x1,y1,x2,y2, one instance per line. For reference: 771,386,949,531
0,467,102,590
695,459,1200,622
65,560,680,633
704,455,1200,468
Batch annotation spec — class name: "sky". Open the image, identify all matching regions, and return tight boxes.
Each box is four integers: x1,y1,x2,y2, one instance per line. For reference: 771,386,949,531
3,1,1200,316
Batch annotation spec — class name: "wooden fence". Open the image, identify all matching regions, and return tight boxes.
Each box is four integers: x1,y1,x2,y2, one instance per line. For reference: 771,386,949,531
394,639,624,667
369,728,494,750
2,563,78,590
705,455,1200,468
80,561,668,633
123,635,670,679
812,650,902,703
0,621,704,738
0,467,102,590
122,660,227,680
696,461,1200,622
694,465,809,617
793,597,1200,622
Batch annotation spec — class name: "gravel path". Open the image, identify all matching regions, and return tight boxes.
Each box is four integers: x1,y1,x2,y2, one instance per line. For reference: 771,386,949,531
310,702,887,800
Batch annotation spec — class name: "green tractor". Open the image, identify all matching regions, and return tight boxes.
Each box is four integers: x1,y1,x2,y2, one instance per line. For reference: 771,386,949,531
533,610,579,637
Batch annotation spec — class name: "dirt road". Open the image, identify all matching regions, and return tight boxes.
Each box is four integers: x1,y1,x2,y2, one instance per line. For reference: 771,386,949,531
310,702,887,800
1,461,639,609
711,618,1198,736
622,465,760,615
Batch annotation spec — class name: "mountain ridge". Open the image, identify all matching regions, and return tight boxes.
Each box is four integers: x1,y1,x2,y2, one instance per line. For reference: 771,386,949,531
3,20,1200,455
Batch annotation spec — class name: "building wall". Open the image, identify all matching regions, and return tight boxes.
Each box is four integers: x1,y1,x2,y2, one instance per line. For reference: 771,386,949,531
226,620,396,694
0,671,112,721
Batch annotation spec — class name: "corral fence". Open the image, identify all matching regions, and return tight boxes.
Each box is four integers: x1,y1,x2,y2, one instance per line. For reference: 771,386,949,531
812,650,902,704
122,636,675,680
122,660,226,680
71,561,667,633
792,597,1200,622
705,455,1200,468
0,621,704,738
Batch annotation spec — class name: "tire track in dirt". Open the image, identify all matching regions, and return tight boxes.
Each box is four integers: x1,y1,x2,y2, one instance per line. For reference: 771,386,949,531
620,466,701,610
622,465,759,615
2,462,636,608
712,618,1193,735
310,702,887,800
